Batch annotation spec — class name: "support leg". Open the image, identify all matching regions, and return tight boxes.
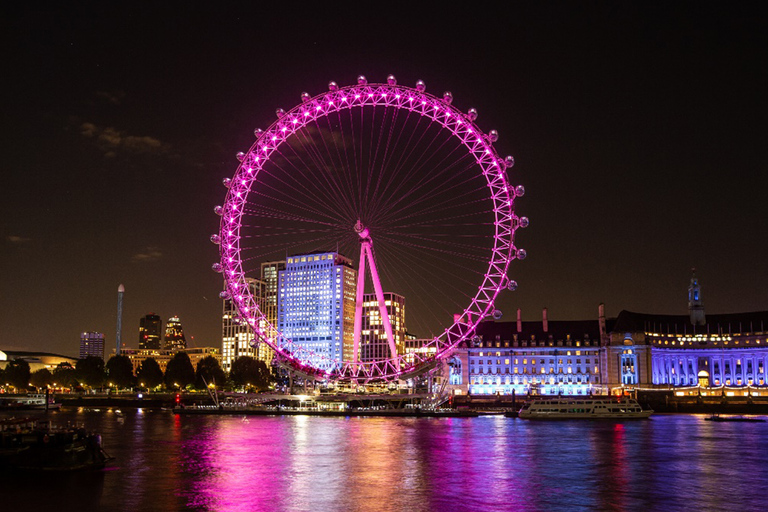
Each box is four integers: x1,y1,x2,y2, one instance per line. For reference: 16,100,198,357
352,243,367,363
366,244,398,360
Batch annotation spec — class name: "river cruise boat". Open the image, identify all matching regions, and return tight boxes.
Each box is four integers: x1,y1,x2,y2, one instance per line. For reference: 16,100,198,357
0,394,61,410
518,398,653,420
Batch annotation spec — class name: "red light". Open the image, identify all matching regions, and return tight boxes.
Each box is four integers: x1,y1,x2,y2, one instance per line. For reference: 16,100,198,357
175,394,181,405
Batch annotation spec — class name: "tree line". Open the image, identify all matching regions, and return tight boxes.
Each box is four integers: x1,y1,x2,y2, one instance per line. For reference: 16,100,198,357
0,354,272,392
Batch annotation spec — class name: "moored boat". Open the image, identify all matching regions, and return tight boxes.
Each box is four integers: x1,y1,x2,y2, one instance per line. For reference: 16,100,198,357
518,398,653,420
705,414,766,423
0,393,61,411
0,417,112,471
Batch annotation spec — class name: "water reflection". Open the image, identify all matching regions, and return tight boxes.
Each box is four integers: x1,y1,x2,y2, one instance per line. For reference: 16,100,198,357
2,411,768,511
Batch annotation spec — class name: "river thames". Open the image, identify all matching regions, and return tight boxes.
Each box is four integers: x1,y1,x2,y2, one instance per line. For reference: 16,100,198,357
1,410,766,511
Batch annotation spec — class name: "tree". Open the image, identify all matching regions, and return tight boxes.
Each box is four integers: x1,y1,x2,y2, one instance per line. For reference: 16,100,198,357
5,360,31,390
53,362,78,388
195,356,226,390
229,356,270,391
164,352,195,390
271,366,290,389
106,355,135,389
76,356,106,388
30,368,54,389
136,358,164,389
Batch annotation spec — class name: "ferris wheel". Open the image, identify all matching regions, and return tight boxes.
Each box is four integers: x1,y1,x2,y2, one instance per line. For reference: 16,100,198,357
212,75,527,382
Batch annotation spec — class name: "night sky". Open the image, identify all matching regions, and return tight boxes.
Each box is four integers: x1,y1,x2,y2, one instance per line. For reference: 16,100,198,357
2,3,766,357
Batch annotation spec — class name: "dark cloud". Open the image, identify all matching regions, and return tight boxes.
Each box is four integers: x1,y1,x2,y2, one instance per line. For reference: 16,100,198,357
131,246,163,263
6,235,31,244
96,90,126,105
80,122,171,158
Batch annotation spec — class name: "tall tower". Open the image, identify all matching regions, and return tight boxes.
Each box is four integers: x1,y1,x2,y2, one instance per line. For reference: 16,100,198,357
164,316,187,351
688,269,706,326
139,313,163,350
277,252,356,370
116,284,125,356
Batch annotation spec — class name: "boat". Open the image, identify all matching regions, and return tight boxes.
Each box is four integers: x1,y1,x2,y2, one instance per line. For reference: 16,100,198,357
705,414,766,423
0,417,113,471
0,393,61,411
517,398,653,420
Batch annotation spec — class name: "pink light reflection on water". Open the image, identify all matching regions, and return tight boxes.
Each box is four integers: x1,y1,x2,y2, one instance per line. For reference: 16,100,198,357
184,416,431,511
180,416,543,512
4,411,768,511
101,413,768,512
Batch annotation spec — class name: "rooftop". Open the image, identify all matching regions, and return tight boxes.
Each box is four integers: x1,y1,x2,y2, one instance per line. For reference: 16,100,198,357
612,310,768,335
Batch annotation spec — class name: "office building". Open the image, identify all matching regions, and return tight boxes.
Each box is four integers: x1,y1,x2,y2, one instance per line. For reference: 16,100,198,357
258,260,286,365
79,332,105,360
278,252,356,370
139,313,163,350
117,347,221,375
164,316,187,351
221,277,265,372
360,292,407,361
221,260,288,371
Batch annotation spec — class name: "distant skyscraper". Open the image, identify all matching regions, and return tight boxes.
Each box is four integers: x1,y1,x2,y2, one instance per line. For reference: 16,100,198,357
80,332,105,360
277,252,357,370
139,313,163,350
360,292,407,362
221,277,265,371
164,316,187,351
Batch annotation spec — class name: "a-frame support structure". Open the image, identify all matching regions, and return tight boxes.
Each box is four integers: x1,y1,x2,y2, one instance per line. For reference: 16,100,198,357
352,221,398,362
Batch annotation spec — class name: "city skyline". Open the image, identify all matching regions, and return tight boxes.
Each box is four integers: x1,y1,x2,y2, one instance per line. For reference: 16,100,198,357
2,4,767,357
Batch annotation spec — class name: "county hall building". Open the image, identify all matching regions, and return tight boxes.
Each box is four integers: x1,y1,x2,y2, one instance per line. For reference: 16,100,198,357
448,273,768,397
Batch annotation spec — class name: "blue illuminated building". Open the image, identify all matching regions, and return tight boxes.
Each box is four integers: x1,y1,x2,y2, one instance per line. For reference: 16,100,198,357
448,272,768,397
277,252,356,370
461,307,605,396
612,310,768,389
609,272,768,395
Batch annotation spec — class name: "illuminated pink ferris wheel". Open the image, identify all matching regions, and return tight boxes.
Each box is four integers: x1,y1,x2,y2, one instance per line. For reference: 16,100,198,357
213,75,527,382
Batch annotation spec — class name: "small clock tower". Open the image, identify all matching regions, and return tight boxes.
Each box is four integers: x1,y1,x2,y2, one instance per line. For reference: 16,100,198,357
688,269,706,326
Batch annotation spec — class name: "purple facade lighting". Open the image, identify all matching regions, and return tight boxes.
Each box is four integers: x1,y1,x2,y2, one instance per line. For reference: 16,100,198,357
215,76,525,382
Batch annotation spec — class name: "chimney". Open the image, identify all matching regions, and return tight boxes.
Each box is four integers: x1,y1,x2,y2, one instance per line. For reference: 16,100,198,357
542,307,549,333
598,303,606,338
517,308,522,333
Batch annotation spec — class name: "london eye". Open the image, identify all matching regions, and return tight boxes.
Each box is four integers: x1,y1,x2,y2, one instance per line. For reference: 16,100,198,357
213,75,527,382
